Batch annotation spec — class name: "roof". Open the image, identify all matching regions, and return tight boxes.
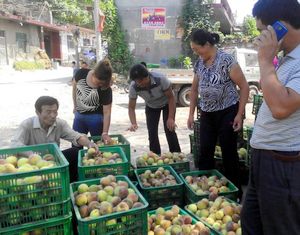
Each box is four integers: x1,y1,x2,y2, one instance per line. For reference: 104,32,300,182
0,11,94,34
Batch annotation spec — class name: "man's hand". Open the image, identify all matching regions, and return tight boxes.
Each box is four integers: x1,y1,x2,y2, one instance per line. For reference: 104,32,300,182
254,25,279,65
128,124,138,132
88,142,99,153
187,115,194,130
167,118,177,132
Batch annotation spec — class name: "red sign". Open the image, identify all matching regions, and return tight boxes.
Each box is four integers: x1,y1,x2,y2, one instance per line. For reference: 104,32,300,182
141,7,166,29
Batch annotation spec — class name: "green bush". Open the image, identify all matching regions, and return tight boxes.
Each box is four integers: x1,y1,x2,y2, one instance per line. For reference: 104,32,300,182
168,57,179,68
13,61,45,71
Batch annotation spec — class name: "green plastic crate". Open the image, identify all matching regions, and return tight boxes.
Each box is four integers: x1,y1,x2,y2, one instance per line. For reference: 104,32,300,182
185,197,242,235
0,143,70,230
136,160,190,174
128,163,137,181
135,165,184,210
1,213,72,235
70,176,149,235
90,134,131,163
189,133,194,154
179,169,239,204
252,94,263,118
148,206,216,235
244,125,254,167
78,146,129,180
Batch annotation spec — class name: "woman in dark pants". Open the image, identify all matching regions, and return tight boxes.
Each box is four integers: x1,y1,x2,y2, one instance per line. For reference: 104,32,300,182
187,29,249,198
128,63,181,154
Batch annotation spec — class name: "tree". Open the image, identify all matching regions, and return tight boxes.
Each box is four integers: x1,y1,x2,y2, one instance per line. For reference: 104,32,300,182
100,0,133,76
181,0,215,59
35,0,93,27
243,16,260,38
42,0,132,75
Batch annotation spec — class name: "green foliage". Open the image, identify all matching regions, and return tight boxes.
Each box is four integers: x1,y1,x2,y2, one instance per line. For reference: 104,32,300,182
37,0,93,26
167,55,192,69
14,61,45,71
168,57,179,68
183,57,192,69
243,16,260,38
100,0,133,76
181,0,216,58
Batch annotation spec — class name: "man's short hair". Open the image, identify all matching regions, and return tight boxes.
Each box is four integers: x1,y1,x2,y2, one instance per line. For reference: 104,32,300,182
35,96,59,113
253,0,300,29
129,64,149,81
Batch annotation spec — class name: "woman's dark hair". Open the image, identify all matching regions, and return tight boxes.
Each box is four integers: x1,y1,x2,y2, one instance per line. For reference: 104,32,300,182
93,59,112,83
140,61,147,67
253,0,300,29
35,96,59,113
191,29,220,46
130,64,149,80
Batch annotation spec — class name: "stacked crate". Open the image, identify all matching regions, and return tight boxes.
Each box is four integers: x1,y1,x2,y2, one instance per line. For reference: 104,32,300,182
0,143,72,235
252,94,263,120
134,165,184,210
78,146,129,180
70,176,148,235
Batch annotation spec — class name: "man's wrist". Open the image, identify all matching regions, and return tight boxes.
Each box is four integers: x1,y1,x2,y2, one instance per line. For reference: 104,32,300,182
102,132,108,136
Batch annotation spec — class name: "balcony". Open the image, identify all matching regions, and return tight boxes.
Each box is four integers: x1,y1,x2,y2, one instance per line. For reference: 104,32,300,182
207,0,235,34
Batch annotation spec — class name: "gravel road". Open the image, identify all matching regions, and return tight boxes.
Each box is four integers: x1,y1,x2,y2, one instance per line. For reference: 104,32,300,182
0,66,254,166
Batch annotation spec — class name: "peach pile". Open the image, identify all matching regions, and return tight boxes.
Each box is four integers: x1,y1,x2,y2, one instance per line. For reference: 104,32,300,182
0,153,56,174
138,167,177,188
148,205,211,235
184,174,230,196
73,175,144,219
187,196,242,235
136,151,187,167
82,148,123,166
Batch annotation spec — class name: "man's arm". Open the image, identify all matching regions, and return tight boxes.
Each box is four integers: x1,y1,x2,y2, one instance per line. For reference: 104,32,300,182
11,123,29,147
77,135,97,149
255,25,300,119
164,87,177,131
128,98,138,131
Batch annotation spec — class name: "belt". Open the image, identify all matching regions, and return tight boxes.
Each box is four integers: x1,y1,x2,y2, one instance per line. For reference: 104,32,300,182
265,150,300,162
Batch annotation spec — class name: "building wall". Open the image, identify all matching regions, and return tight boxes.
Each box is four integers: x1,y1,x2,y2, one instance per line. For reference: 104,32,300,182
115,0,184,65
0,19,40,64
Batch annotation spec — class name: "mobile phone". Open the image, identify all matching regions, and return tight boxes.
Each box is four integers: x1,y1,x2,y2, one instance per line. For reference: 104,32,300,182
272,21,288,41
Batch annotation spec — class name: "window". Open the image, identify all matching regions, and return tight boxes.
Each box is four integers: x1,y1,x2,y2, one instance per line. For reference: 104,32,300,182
16,32,27,53
83,38,91,46
0,30,5,37
67,35,74,49
245,53,259,67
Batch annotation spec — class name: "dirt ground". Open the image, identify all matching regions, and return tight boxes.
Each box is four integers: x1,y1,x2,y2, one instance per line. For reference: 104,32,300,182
0,66,255,166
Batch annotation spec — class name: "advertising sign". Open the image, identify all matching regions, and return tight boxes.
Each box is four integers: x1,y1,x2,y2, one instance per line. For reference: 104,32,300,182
141,7,166,29
154,29,171,40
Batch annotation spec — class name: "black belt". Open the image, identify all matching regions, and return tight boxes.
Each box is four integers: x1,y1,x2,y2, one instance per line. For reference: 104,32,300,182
265,150,300,162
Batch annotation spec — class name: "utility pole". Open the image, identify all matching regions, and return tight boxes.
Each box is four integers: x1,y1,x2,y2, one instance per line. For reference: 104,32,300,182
93,0,102,62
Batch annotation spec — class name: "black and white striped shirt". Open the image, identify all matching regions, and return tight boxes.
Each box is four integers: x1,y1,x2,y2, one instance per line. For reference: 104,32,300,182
194,49,239,112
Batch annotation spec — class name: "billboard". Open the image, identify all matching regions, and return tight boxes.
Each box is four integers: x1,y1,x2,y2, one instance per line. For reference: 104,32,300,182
154,29,171,40
141,7,166,29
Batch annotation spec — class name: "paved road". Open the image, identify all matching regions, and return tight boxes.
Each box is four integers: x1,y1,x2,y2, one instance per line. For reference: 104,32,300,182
0,66,255,166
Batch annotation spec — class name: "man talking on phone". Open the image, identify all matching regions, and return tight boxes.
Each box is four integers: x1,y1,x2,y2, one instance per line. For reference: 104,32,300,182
241,0,300,234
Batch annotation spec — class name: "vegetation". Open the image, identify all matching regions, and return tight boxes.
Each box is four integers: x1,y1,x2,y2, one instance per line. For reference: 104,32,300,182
14,61,45,71
243,16,260,38
100,0,133,76
181,0,216,59
37,0,132,75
